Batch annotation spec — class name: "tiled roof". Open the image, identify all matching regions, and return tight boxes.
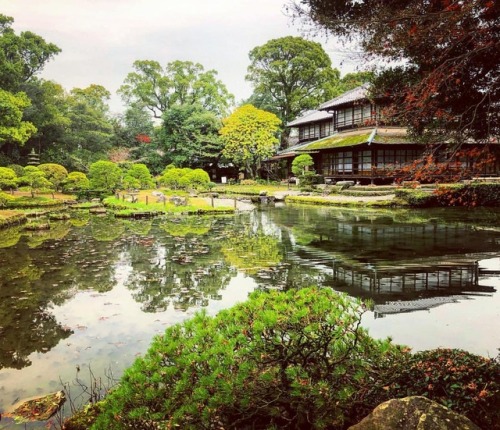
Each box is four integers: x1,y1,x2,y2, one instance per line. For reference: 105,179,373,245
287,109,333,127
319,83,370,111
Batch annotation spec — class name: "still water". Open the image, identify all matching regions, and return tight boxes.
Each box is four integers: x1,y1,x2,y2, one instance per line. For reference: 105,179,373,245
0,205,499,426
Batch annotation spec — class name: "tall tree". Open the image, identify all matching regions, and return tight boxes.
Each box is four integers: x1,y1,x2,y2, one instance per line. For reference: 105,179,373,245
0,89,37,149
246,36,340,130
220,105,281,179
119,60,234,119
157,104,223,169
0,14,61,92
290,0,500,144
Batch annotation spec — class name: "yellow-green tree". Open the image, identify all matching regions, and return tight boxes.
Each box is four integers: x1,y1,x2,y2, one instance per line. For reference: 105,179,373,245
220,104,281,179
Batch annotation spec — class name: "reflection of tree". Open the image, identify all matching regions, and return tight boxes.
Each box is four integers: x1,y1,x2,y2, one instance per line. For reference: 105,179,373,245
0,225,22,248
122,219,153,236
159,216,213,237
222,231,283,275
0,251,72,369
90,215,125,241
24,221,71,248
69,211,90,227
123,219,235,312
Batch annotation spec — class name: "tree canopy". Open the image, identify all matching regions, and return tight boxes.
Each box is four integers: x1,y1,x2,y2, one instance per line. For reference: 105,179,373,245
220,104,281,179
246,36,340,128
0,14,61,92
118,60,235,119
291,0,500,144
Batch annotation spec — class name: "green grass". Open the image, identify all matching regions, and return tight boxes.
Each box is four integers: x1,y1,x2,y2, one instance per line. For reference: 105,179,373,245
103,196,234,215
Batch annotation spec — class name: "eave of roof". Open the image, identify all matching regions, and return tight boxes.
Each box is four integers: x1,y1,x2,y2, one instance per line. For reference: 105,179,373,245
287,110,333,127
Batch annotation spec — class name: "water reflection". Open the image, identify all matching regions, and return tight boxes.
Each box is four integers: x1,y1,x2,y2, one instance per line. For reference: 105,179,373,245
0,206,499,424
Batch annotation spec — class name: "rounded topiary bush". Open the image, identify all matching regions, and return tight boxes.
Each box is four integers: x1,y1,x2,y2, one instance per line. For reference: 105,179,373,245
91,287,401,429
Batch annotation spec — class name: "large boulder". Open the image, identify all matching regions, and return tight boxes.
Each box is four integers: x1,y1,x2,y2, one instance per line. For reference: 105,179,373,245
348,396,480,430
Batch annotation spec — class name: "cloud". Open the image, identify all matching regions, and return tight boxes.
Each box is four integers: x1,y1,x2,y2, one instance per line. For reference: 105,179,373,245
0,0,361,113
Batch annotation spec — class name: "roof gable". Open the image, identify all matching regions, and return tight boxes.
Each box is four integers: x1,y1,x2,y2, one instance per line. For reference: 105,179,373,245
319,83,371,111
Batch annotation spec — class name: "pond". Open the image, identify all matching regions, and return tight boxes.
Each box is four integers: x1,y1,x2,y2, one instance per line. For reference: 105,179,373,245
0,205,499,427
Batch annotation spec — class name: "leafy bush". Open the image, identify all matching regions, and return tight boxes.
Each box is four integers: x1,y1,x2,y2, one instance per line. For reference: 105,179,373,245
6,164,23,177
160,167,211,190
0,167,17,190
240,179,257,185
397,183,500,207
38,163,68,191
292,153,315,176
395,188,438,207
381,348,500,430
91,287,400,429
123,163,154,190
435,183,500,207
63,172,90,193
88,161,122,192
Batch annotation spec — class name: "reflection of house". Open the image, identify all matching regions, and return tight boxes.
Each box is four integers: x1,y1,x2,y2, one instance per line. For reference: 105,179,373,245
273,84,499,184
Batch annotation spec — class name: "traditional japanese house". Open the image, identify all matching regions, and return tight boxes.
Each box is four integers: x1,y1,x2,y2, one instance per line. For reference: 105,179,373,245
273,84,499,184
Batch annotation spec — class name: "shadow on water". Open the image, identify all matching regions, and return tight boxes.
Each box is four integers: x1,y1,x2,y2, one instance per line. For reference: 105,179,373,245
0,206,498,426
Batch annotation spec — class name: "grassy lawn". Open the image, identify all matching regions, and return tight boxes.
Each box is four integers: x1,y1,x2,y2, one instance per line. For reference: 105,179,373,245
0,209,26,228
105,191,234,214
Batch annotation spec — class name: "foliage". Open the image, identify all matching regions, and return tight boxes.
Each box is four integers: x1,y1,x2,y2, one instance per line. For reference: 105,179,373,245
38,163,68,191
0,89,37,148
90,287,401,429
118,60,234,119
290,0,500,144
246,36,340,131
6,163,23,177
159,166,210,190
158,103,223,168
0,166,17,189
292,153,315,176
239,179,257,185
88,161,122,192
122,163,154,190
381,348,500,430
220,104,281,179
396,183,500,207
63,171,90,193
18,166,52,196
222,231,283,274
388,147,498,184
0,14,61,92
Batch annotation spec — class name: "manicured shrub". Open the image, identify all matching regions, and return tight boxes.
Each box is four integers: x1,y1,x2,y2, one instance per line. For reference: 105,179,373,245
63,172,90,193
91,287,401,429
434,183,500,207
38,163,68,191
160,166,211,190
0,167,17,190
292,153,315,176
88,161,122,192
123,163,154,190
395,188,438,207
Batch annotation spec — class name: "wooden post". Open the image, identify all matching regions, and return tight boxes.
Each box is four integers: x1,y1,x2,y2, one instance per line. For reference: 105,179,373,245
146,196,148,205
211,197,214,207
234,198,237,209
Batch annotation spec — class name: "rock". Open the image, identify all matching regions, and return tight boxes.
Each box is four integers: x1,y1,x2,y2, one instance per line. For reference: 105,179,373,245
7,391,66,422
337,180,355,190
259,190,267,196
348,396,480,430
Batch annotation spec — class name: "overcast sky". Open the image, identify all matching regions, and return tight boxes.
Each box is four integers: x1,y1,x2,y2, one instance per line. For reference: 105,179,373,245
0,0,362,114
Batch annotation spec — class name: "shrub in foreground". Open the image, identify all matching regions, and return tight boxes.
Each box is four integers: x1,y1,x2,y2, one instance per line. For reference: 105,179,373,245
381,348,500,430
91,288,400,429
